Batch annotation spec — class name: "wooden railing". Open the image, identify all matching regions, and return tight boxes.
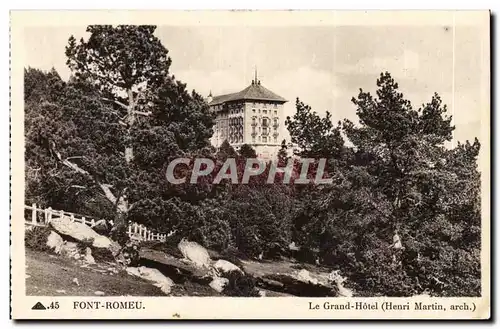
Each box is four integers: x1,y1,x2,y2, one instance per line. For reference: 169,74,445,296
24,203,166,242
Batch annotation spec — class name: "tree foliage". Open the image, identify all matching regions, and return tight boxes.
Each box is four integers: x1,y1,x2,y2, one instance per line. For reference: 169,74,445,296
25,27,481,297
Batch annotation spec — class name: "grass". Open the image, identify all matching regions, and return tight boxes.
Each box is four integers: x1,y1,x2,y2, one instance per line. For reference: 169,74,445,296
25,249,221,297
26,249,165,296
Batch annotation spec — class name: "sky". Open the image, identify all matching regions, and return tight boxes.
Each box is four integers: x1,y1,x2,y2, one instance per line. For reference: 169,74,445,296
24,23,486,144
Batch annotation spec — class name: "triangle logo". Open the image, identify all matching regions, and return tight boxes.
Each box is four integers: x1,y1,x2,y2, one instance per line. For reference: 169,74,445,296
31,302,46,310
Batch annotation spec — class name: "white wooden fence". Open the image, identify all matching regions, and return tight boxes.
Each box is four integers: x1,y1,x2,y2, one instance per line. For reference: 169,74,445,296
24,203,166,242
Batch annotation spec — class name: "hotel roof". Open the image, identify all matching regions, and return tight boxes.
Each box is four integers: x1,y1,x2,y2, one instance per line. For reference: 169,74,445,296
209,81,287,106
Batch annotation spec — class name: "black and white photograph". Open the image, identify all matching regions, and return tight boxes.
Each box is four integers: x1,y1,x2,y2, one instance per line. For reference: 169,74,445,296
10,10,490,320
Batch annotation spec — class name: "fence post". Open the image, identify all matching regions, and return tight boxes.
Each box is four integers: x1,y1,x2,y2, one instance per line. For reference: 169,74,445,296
70,214,75,223
47,207,52,224
31,203,37,225
60,210,65,220
90,218,95,226
128,225,132,238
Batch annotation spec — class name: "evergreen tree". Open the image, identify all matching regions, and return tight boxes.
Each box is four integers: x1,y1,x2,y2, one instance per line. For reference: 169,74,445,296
25,25,214,234
239,144,257,158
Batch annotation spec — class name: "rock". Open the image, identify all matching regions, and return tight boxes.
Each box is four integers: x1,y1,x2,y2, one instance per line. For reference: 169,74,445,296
126,266,174,295
46,231,64,254
72,278,79,286
49,216,119,254
91,219,109,236
94,291,105,296
295,269,319,285
84,247,96,265
209,277,229,293
178,239,211,268
140,248,211,284
289,242,300,251
56,289,66,294
60,242,79,259
258,289,266,297
242,259,338,297
25,275,31,279
328,270,353,297
213,259,243,274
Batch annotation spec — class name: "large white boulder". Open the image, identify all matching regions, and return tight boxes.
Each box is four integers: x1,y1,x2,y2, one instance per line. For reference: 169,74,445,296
49,216,120,254
46,231,64,254
178,239,211,268
213,259,243,274
126,266,174,295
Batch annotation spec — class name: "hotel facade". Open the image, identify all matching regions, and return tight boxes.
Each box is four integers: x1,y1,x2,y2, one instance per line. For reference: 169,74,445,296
208,78,287,160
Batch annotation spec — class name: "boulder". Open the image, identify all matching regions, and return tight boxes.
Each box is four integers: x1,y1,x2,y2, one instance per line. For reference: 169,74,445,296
84,247,96,265
178,239,211,268
213,259,243,274
49,216,120,254
209,277,229,293
295,269,319,285
126,266,174,295
241,259,338,297
139,248,211,284
46,231,64,254
60,242,79,259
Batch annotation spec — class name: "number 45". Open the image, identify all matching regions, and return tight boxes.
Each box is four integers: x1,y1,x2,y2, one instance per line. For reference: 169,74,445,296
49,302,59,309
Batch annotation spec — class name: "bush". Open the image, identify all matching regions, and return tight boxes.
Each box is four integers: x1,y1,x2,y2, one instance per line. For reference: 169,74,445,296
25,226,52,252
221,270,260,297
91,247,116,263
110,223,130,246
228,185,293,259
76,238,94,254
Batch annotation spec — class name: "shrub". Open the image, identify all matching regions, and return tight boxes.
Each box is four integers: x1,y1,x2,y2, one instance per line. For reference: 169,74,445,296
76,238,94,254
25,226,52,252
221,270,260,297
110,223,130,246
91,247,116,263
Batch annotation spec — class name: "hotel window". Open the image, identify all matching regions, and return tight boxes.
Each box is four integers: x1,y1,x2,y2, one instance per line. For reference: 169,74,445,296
263,103,267,108
274,137,277,143
274,104,277,109
274,110,277,116
262,136,267,143
252,109,256,113
263,110,267,114
258,136,261,141
252,137,256,143
258,109,261,113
